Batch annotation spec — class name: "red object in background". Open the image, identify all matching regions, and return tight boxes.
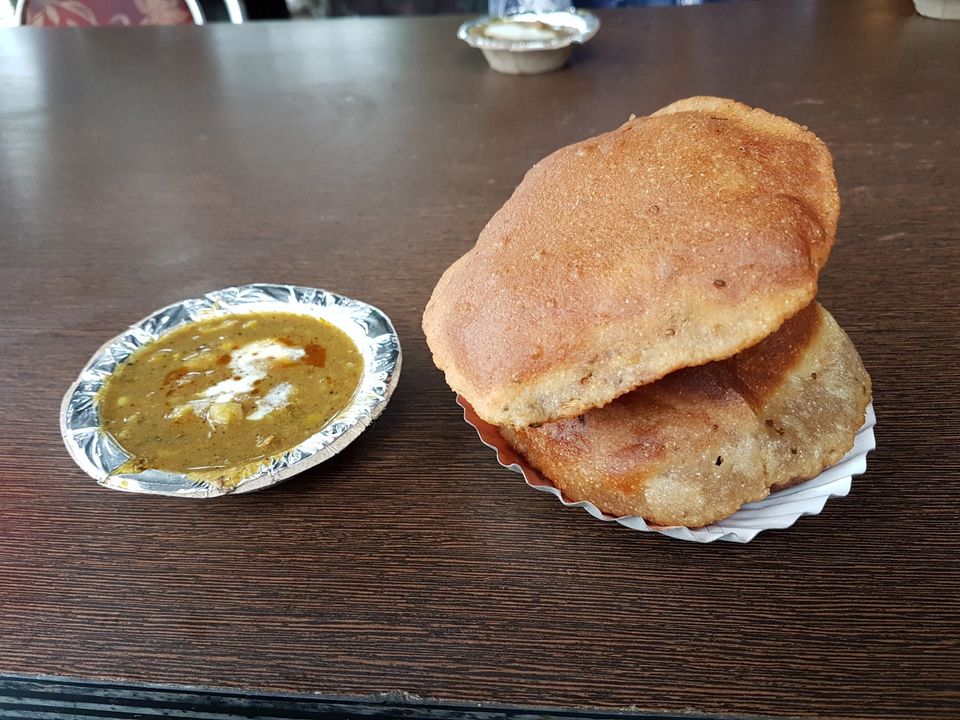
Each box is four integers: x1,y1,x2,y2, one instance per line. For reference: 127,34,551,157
20,0,200,26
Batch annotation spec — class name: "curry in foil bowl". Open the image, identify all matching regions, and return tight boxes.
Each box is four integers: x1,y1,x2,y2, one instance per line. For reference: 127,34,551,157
60,283,401,498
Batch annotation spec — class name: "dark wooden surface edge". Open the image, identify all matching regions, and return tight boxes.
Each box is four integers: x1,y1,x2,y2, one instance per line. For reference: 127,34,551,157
0,675,741,720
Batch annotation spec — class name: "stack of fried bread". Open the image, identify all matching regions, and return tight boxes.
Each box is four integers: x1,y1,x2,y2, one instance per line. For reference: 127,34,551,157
423,97,872,528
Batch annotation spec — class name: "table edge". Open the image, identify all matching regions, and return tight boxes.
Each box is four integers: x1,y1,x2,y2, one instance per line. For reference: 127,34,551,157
0,674,777,720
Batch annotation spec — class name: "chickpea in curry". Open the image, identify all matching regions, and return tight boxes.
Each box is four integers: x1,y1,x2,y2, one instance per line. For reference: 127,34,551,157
98,312,363,481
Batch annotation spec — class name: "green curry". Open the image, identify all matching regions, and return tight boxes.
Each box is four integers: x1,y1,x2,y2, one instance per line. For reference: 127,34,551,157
99,311,363,484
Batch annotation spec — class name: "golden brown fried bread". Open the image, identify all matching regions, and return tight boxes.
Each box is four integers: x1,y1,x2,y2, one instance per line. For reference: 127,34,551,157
423,97,840,427
500,304,871,528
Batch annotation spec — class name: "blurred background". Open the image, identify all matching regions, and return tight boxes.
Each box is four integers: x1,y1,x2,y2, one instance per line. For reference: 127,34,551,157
1,0,721,27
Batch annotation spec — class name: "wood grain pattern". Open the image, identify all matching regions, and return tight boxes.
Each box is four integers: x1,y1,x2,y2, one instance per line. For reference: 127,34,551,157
1,1,959,718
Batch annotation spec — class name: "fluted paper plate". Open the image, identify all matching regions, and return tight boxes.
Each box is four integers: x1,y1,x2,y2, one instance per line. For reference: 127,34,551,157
459,397,876,543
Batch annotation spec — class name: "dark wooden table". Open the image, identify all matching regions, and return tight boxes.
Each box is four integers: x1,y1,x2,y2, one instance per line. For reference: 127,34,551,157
2,1,959,718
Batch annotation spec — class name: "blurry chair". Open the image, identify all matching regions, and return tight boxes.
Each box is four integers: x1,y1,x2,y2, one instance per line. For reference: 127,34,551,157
239,0,282,17
199,0,247,21
15,0,247,25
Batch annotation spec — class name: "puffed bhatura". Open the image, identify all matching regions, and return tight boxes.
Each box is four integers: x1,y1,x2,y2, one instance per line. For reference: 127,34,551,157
423,97,871,528
501,304,871,527
424,97,841,428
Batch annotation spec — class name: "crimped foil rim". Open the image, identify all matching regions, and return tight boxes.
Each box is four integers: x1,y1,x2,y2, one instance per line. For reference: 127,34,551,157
458,10,600,52
60,283,401,498
459,397,876,543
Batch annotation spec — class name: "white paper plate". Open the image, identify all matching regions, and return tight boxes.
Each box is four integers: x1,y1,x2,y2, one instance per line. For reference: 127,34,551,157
460,397,876,543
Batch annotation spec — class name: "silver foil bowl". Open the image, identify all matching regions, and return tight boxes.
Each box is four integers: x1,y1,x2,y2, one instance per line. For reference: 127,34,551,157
458,10,600,75
60,283,401,498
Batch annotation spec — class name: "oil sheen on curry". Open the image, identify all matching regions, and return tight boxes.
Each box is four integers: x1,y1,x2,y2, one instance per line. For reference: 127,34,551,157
98,312,363,483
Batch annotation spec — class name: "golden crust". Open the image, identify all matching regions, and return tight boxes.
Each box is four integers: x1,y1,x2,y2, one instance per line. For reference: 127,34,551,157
423,97,840,427
501,304,872,528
